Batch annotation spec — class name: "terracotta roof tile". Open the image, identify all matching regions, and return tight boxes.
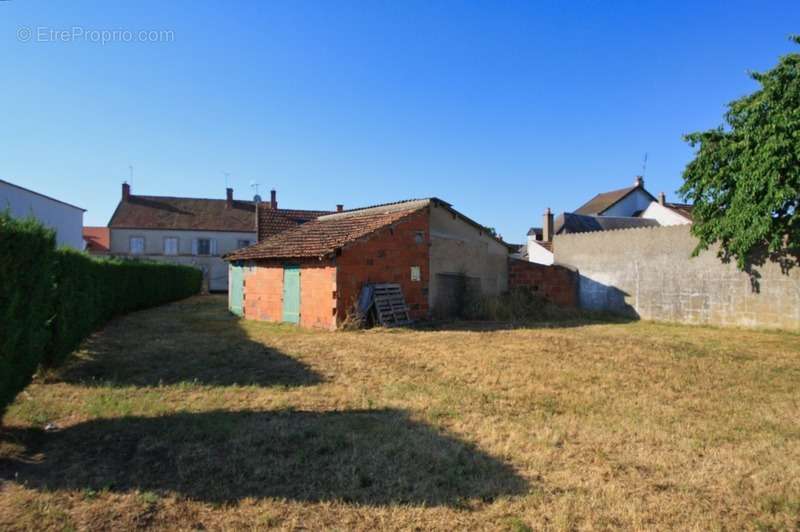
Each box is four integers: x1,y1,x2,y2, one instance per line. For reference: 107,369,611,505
82,226,110,252
109,195,257,232
257,205,332,240
227,200,430,261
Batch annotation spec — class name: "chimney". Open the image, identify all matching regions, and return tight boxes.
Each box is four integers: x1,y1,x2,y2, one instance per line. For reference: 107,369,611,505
122,182,130,202
336,204,344,212
542,207,554,242
658,192,666,206
634,175,644,187
226,187,233,209
270,189,277,210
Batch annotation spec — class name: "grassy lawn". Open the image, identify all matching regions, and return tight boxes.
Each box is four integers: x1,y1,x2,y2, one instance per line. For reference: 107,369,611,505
1,295,799,530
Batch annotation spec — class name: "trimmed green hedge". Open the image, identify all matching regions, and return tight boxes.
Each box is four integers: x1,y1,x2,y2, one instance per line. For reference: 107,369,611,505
1,212,202,415
0,214,57,418
46,250,203,367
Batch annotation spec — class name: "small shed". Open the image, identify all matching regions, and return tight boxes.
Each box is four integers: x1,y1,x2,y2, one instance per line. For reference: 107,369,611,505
225,198,510,329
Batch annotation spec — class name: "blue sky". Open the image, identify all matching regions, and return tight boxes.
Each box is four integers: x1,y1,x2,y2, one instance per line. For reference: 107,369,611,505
2,1,798,240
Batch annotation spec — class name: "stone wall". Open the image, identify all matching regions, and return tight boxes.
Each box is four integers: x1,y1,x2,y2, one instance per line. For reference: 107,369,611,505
508,259,578,307
554,224,800,330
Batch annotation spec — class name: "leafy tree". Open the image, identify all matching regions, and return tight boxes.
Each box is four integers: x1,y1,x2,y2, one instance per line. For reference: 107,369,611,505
679,35,799,270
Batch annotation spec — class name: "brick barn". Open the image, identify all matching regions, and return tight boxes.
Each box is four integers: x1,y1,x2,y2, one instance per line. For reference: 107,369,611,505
224,198,512,329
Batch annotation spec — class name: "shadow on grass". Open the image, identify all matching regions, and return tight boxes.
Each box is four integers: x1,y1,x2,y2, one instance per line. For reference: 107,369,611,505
0,409,528,506
58,296,322,388
414,313,638,332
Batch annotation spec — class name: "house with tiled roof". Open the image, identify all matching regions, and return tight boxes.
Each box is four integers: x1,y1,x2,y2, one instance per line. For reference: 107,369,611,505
83,226,110,254
525,177,693,265
107,184,330,291
225,198,511,328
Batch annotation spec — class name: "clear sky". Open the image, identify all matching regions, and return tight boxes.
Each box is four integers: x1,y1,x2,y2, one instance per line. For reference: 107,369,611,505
2,1,798,240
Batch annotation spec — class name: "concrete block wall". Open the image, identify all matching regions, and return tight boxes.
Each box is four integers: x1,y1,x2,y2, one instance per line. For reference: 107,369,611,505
508,258,578,307
555,224,800,330
336,210,431,321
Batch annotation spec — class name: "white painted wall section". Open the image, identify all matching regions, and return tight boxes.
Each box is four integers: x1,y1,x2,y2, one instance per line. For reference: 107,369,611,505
526,236,554,265
0,179,85,249
639,201,692,226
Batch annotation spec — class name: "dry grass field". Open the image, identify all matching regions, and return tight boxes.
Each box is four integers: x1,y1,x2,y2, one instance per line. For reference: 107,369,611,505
1,295,799,531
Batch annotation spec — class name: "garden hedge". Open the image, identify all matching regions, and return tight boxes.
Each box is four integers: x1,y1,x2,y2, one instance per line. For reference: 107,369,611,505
0,213,56,418
1,212,202,415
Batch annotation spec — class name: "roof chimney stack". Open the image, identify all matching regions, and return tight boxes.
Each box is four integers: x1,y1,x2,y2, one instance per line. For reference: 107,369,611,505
122,182,130,202
336,204,344,212
270,189,277,210
226,187,233,208
634,175,644,188
658,192,666,205
543,207,554,243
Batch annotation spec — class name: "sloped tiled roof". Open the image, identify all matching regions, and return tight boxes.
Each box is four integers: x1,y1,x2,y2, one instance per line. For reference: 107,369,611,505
574,184,656,215
108,195,257,232
258,205,332,240
665,202,694,220
83,226,110,252
226,199,431,261
556,213,660,234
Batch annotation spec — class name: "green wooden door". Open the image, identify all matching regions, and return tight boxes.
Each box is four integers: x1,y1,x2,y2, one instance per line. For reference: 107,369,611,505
282,265,301,324
229,263,245,316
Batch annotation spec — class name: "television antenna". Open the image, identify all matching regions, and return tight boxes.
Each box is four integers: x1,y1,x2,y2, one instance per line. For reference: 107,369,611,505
223,171,231,188
641,153,648,178
250,180,261,202
128,164,134,185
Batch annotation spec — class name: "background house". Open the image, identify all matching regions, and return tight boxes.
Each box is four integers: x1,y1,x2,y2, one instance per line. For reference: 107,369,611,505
0,178,85,249
525,177,692,264
83,226,110,254
226,198,510,328
107,184,333,291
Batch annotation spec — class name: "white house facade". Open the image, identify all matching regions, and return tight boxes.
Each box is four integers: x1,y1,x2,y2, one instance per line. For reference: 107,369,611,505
0,178,85,249
107,183,257,292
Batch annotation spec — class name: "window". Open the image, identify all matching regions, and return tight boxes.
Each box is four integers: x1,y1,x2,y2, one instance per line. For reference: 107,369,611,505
164,237,178,255
130,237,144,255
237,239,252,249
196,238,211,256
415,231,425,244
410,266,421,282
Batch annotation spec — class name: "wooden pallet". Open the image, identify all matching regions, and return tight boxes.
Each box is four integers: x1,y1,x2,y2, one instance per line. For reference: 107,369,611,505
372,283,412,326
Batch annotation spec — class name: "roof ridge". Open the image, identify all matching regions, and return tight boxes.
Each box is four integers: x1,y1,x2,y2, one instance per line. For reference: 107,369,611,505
317,198,433,221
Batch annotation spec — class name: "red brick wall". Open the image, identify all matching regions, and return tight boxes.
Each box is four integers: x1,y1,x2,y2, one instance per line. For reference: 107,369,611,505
243,260,337,329
335,210,430,322
299,263,337,330
508,258,577,307
243,263,283,322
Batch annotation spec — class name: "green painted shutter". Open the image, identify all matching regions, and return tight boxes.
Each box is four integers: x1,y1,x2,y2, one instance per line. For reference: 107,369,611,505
229,263,245,316
282,265,301,324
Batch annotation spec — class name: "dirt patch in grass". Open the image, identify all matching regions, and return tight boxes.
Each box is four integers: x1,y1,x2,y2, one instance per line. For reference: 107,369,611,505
2,295,799,530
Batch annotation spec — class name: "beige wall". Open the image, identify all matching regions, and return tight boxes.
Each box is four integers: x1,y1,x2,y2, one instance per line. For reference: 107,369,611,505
429,204,509,309
110,228,256,291
555,224,800,330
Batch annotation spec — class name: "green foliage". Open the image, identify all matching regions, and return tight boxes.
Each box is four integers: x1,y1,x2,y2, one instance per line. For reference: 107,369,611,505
0,212,202,415
0,212,56,419
45,250,203,367
679,35,800,269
